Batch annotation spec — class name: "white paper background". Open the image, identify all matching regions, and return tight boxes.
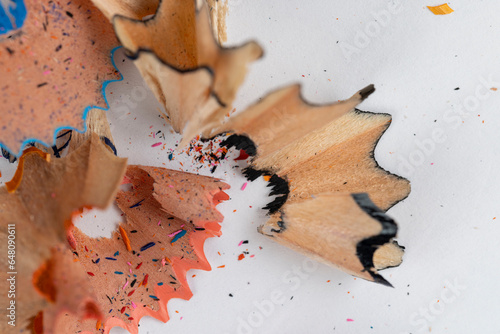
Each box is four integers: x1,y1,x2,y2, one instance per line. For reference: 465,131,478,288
1,1,500,333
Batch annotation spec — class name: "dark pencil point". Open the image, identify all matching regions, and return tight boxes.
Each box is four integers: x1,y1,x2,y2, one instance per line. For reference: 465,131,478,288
359,84,375,101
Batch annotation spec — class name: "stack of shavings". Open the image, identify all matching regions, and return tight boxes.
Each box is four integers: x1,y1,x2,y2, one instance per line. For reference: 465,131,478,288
0,0,410,333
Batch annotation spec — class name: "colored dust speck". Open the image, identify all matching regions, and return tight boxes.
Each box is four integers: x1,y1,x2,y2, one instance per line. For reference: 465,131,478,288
119,226,132,251
171,230,187,244
238,254,245,261
129,199,145,209
140,242,156,252
168,229,184,237
346,318,354,322
234,149,249,161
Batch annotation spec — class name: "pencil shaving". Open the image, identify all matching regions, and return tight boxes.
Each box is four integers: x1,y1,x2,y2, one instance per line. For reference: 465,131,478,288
68,109,117,156
218,85,410,284
109,0,262,144
206,0,229,44
259,193,402,286
427,4,454,15
55,166,230,333
0,0,119,155
0,134,127,333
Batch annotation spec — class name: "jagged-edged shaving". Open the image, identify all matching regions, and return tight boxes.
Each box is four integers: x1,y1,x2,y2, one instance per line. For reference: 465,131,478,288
0,0,120,156
259,193,402,286
217,84,373,158
109,0,262,144
0,134,127,333
219,85,410,284
56,166,230,334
